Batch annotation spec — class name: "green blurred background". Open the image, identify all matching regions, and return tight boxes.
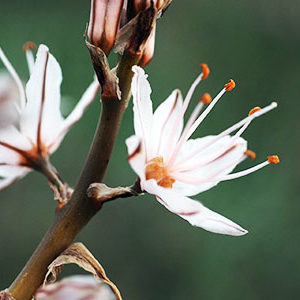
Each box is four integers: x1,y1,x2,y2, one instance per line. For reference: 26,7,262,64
0,0,299,299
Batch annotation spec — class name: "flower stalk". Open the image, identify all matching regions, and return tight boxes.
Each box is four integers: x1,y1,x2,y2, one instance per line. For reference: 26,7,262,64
8,49,138,300
7,2,167,298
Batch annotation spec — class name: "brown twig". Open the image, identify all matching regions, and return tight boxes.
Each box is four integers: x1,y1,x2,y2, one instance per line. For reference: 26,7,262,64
8,2,158,298
8,51,139,300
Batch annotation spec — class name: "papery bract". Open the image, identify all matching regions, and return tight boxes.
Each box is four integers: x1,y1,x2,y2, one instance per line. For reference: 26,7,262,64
126,65,279,236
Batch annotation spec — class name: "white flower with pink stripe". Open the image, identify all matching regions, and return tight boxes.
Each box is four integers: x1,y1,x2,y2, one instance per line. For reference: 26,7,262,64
126,64,279,236
0,43,99,190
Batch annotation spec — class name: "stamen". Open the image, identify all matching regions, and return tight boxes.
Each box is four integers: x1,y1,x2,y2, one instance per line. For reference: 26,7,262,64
245,150,256,161
186,88,227,138
224,79,235,91
169,99,206,159
200,63,210,79
166,68,206,157
215,157,278,181
173,157,275,185
234,105,266,139
173,102,277,169
0,47,26,110
183,93,211,136
233,118,251,139
23,41,36,75
167,87,227,168
184,102,204,133
268,155,280,164
200,93,212,104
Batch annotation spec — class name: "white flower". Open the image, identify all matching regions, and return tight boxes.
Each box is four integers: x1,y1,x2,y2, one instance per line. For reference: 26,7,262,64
0,43,100,190
126,65,279,236
35,275,116,300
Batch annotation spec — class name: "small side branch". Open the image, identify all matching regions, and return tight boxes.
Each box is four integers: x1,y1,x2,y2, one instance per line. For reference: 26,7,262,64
87,180,143,205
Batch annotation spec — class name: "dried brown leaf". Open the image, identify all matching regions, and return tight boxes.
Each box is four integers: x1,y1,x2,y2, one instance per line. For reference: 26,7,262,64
86,40,121,101
44,242,122,300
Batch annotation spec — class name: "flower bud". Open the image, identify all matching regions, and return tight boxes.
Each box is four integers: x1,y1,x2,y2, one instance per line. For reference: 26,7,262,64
35,276,116,300
131,0,172,67
139,24,156,67
133,0,165,12
88,0,124,55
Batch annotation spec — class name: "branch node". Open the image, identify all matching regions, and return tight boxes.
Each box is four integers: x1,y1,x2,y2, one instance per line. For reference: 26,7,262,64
85,40,121,101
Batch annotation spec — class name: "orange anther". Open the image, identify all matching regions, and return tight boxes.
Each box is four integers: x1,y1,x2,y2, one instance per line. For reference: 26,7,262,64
145,157,165,182
268,155,280,164
224,79,236,91
244,150,256,161
158,176,176,188
201,63,210,79
200,93,212,104
249,106,261,116
23,41,36,52
145,157,175,188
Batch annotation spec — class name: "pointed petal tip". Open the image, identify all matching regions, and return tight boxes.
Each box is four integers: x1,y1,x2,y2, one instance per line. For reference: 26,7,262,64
190,217,248,237
184,205,249,237
175,88,181,96
37,44,49,53
232,227,248,236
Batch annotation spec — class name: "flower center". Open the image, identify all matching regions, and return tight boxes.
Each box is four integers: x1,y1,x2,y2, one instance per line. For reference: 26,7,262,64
145,157,175,188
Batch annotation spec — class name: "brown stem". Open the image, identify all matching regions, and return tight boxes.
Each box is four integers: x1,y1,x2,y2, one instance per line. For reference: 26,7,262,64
8,52,139,300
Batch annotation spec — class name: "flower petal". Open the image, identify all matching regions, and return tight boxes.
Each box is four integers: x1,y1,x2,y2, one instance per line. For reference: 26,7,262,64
0,177,18,190
131,66,153,160
0,125,33,151
142,179,247,236
150,89,183,159
174,135,233,168
20,44,64,147
0,164,30,190
48,78,100,153
126,135,146,180
0,71,20,128
0,47,26,110
0,144,22,164
171,136,247,196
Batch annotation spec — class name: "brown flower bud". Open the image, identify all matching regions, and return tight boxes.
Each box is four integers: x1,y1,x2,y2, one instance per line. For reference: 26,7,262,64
134,0,165,12
131,0,172,67
139,24,156,67
88,0,124,55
